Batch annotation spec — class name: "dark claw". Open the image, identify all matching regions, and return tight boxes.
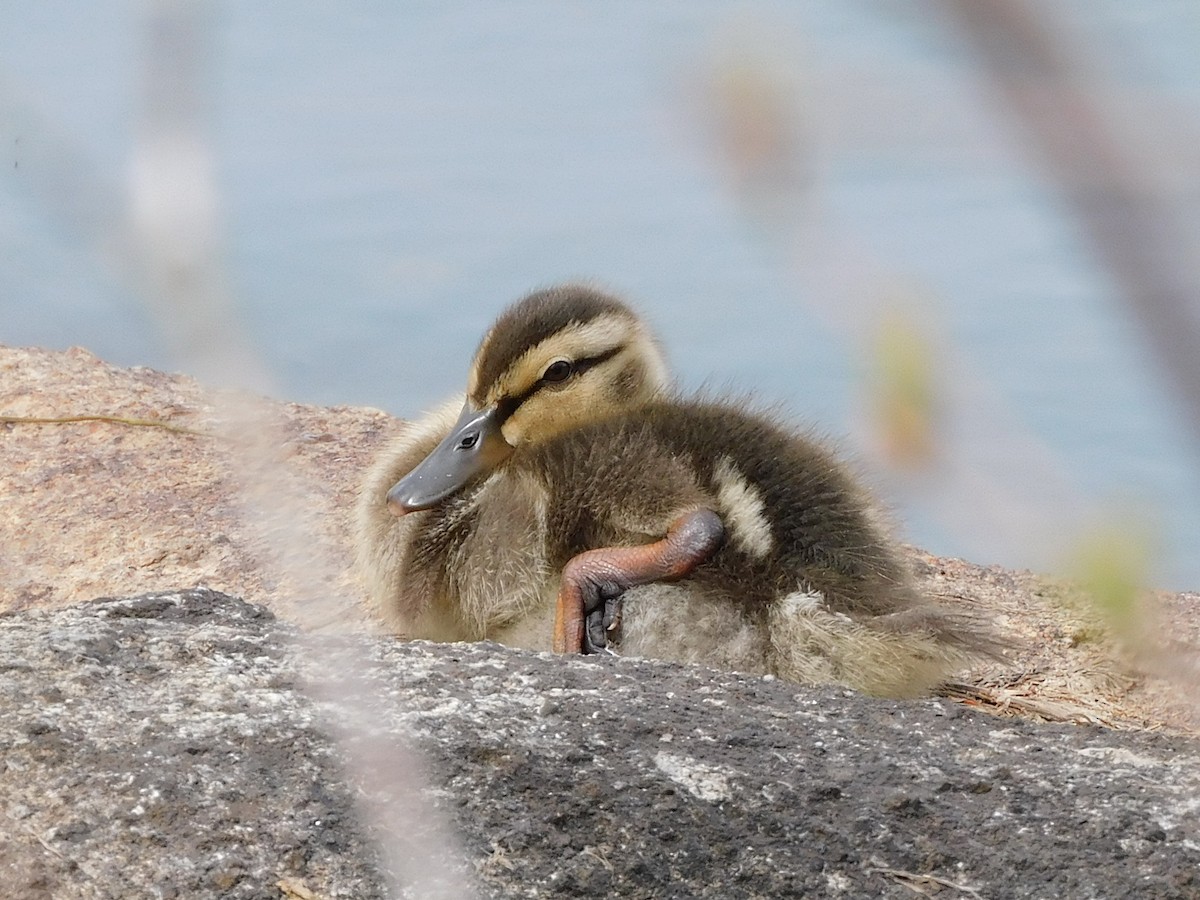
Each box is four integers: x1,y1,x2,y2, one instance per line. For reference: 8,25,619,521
582,581,623,655
583,610,609,654
583,608,617,655
603,595,623,637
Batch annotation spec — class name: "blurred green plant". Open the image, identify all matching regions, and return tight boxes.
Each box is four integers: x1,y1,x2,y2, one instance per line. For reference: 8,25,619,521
1066,516,1156,645
869,311,939,471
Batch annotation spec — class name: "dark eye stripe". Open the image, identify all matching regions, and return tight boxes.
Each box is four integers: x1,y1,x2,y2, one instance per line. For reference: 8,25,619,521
570,345,622,378
498,345,624,423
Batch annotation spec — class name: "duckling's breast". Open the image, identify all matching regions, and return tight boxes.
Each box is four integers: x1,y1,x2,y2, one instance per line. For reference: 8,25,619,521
409,468,558,643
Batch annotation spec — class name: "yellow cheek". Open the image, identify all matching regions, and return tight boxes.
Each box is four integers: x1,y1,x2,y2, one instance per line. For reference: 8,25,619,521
501,394,574,446
501,418,525,445
503,402,560,446
499,377,633,448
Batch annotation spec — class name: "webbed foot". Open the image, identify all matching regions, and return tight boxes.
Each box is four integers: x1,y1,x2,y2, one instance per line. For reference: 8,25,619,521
554,508,726,655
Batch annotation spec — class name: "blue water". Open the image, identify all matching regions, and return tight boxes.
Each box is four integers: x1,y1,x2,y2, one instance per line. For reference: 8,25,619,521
3,1,1199,588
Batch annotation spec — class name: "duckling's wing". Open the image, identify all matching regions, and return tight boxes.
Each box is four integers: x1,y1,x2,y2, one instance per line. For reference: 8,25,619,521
531,423,718,553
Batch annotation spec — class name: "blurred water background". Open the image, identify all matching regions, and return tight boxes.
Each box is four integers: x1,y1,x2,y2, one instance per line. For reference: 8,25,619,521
3,1,1199,589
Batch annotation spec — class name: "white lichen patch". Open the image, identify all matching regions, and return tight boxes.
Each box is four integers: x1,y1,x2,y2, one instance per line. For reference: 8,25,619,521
1154,794,1200,834
653,751,735,802
1075,746,1167,769
825,871,853,893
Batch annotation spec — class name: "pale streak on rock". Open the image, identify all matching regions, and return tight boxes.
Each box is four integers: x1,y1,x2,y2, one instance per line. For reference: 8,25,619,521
653,751,735,802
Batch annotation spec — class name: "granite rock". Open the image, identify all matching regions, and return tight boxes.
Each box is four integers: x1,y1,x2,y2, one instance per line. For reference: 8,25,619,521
0,344,387,623
2,589,1198,899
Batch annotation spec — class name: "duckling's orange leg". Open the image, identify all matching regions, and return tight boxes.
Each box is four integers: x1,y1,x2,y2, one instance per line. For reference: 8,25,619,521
553,508,726,655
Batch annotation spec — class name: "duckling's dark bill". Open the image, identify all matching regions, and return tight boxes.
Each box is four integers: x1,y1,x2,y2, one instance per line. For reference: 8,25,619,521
386,403,512,513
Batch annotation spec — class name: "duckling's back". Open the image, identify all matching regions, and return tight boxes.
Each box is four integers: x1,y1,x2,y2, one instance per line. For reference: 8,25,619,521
523,399,989,695
526,399,908,608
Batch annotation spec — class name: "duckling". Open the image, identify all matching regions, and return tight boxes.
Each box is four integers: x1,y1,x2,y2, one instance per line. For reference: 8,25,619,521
355,284,994,697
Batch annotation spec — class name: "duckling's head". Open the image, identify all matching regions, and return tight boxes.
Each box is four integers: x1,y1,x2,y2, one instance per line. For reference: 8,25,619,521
387,284,669,513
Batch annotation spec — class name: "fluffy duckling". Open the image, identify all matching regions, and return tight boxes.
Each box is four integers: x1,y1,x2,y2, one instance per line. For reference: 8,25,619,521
356,284,993,697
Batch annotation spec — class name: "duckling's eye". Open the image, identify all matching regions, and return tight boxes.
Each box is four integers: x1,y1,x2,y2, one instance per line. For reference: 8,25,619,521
542,359,574,384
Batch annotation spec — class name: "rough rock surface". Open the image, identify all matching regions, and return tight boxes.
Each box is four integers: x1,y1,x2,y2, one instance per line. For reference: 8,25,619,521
2,344,1197,732
1,589,1198,900
0,344,387,623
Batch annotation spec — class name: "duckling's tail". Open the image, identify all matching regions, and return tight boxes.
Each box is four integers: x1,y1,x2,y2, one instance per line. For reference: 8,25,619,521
767,596,1004,699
